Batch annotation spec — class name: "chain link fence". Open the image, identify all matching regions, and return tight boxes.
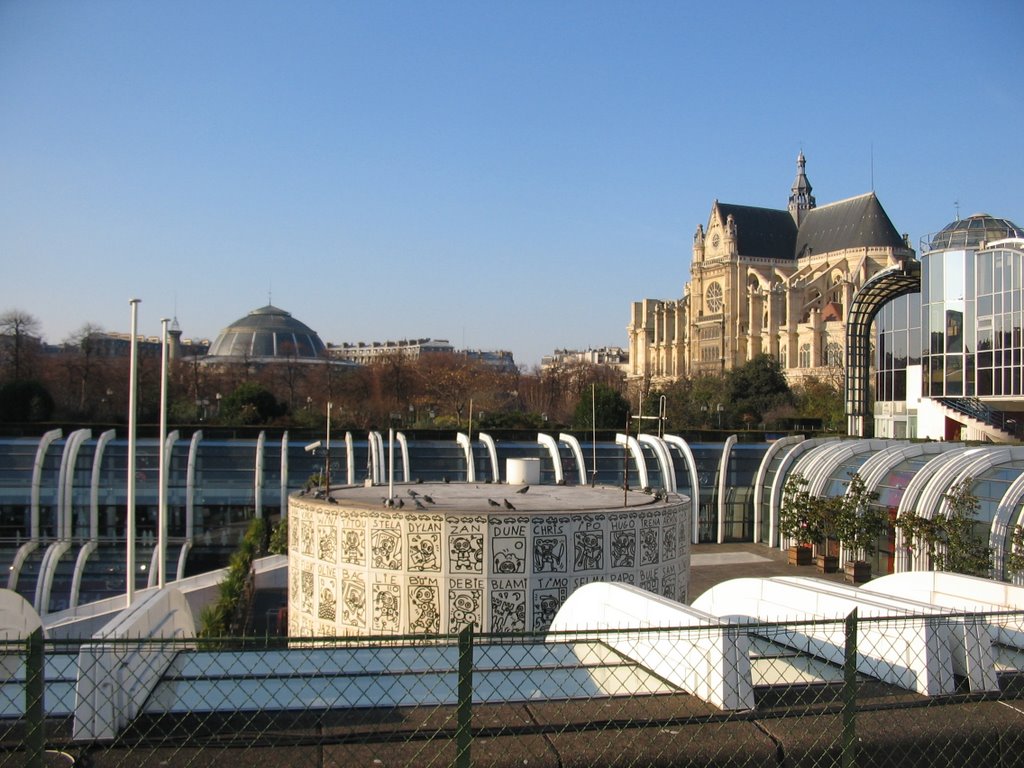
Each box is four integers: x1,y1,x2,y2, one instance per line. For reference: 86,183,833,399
4,610,1024,767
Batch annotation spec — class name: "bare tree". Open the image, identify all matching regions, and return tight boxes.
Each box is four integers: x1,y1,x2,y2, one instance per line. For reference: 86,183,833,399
0,309,42,381
62,323,105,414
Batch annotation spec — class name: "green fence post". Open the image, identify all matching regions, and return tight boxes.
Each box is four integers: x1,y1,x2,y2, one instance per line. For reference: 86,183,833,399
25,627,45,768
456,624,474,768
842,608,857,768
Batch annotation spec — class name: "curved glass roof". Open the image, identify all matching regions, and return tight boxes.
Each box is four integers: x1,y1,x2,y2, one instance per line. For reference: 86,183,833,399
925,213,1024,252
206,305,327,360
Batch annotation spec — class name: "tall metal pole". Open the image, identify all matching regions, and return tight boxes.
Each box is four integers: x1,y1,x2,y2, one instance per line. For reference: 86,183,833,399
388,427,395,499
126,299,140,606
325,402,332,493
591,383,597,486
157,317,169,589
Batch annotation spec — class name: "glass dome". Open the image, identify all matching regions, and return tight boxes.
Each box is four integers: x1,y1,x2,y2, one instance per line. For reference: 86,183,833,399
926,213,1024,252
206,305,327,360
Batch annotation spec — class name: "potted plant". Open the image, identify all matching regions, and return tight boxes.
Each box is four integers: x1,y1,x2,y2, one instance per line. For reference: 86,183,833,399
898,476,991,577
779,473,821,566
833,473,884,584
813,495,842,574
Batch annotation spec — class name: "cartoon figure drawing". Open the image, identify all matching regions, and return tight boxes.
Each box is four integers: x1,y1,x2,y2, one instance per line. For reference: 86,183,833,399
409,586,440,634
342,582,366,626
342,530,364,564
490,594,526,633
371,530,402,569
534,537,564,572
640,529,659,565
611,530,635,568
492,548,524,574
573,531,603,570
318,583,336,621
318,528,337,562
663,526,677,559
373,588,400,631
450,535,482,572
410,537,439,571
533,592,560,630
449,590,481,632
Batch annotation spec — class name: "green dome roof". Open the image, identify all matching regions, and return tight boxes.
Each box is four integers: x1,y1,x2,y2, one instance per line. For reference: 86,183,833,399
206,305,326,360
927,213,1024,251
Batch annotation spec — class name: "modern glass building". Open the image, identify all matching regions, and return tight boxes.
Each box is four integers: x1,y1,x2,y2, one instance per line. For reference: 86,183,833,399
874,213,1024,441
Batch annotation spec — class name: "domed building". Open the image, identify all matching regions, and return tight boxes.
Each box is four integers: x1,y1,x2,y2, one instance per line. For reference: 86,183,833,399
874,212,1024,441
203,304,340,367
926,213,1024,251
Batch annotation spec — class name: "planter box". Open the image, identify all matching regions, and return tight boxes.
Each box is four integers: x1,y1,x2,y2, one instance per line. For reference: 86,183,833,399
816,555,839,574
844,560,872,584
788,546,813,566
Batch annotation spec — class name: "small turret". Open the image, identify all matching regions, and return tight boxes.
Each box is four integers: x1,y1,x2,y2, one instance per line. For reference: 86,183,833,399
788,151,816,227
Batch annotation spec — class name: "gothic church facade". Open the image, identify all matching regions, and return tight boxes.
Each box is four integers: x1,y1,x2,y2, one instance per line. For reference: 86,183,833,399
627,153,914,387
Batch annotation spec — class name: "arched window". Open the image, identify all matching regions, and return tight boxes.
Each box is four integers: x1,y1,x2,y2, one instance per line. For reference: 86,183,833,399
825,341,843,367
706,282,724,313
799,343,812,368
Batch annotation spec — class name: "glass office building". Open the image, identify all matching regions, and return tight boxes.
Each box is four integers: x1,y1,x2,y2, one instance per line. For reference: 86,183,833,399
875,213,1024,440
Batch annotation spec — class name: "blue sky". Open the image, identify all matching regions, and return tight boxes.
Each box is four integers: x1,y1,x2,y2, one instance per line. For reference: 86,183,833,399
2,1,1022,367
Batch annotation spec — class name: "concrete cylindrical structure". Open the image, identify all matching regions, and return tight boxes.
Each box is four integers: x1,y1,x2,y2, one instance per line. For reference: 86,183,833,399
505,458,541,486
288,484,691,638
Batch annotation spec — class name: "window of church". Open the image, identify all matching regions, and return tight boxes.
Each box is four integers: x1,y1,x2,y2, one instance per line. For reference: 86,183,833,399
700,346,719,362
799,343,812,368
825,342,842,367
706,282,723,313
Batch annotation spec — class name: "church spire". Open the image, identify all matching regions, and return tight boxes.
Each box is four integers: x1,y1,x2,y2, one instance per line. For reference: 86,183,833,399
788,150,815,226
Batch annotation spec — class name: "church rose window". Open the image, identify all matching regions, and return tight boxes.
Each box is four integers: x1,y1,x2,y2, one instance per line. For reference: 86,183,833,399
706,282,723,313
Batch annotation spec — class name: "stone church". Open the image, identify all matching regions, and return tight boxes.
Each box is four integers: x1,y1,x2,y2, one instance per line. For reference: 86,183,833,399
627,153,913,387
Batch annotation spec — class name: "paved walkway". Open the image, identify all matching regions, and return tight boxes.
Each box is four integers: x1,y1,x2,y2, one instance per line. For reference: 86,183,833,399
688,542,851,602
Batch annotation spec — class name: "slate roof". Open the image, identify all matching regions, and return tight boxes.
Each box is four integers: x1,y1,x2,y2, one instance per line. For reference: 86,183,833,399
714,203,797,260
794,193,905,258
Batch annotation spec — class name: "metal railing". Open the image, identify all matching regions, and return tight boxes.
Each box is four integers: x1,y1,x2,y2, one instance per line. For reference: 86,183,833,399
5,610,1024,767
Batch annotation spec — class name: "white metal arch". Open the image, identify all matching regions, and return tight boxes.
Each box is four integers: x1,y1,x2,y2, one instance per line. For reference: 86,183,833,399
856,442,957,493
456,433,475,483
70,429,117,610
345,432,354,485
254,431,265,517
934,447,1024,579
58,429,92,540
38,429,91,613
768,438,841,551
992,471,1024,584
638,434,676,494
280,432,289,510
397,432,411,483
369,431,384,485
537,434,563,485
478,433,499,482
31,430,62,541
932,449,1018,574
663,435,702,544
558,433,588,486
88,429,117,540
752,435,803,544
715,435,738,544
807,440,906,499
896,447,983,571
614,434,648,491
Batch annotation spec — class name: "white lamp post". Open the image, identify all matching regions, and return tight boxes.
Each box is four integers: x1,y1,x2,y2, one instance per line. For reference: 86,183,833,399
126,299,140,605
